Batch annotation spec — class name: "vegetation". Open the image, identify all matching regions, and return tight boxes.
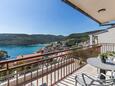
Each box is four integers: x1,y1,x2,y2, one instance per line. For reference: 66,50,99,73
65,30,104,46
66,33,89,43
100,51,115,60
65,39,77,47
0,50,9,61
0,50,9,80
0,30,103,45
0,34,64,45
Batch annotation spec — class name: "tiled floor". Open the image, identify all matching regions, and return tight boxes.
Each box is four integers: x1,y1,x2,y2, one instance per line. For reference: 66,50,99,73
26,61,81,86
55,64,97,86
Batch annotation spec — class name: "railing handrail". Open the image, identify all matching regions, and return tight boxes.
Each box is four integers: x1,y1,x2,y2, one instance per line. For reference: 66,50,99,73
0,44,101,65
0,53,71,72
0,44,101,86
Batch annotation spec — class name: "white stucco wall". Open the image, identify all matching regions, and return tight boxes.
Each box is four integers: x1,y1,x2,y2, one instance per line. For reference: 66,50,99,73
97,27,115,43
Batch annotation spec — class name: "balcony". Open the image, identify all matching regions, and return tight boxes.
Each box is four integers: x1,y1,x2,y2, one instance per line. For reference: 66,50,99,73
0,43,113,86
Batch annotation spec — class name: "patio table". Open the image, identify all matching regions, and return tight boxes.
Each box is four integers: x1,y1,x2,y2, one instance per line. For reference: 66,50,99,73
87,58,115,71
87,58,115,79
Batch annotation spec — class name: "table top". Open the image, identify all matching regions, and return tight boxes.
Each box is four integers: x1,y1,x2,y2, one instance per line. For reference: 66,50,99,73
87,58,115,71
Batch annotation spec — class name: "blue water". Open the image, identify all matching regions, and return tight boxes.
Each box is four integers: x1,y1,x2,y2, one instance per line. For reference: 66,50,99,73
0,44,45,59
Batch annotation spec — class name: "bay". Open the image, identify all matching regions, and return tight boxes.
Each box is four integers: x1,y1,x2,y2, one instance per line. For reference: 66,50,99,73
0,44,45,60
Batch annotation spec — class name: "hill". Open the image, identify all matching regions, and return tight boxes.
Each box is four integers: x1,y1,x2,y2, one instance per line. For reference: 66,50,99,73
0,30,103,45
0,34,64,45
64,30,104,46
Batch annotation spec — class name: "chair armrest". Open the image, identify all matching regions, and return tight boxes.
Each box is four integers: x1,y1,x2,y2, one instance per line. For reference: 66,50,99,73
81,73,103,85
75,73,100,86
75,73,115,86
100,73,111,78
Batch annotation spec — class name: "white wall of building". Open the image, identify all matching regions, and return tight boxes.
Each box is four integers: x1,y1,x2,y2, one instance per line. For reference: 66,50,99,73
97,27,115,43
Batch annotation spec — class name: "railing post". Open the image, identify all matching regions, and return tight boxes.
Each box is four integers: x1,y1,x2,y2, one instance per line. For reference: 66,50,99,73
6,63,9,86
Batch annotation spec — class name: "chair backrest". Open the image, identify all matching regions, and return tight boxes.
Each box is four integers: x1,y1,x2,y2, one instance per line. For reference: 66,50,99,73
75,73,102,86
75,73,114,86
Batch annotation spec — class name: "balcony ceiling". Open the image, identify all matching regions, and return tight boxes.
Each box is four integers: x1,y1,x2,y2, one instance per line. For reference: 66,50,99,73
64,0,115,24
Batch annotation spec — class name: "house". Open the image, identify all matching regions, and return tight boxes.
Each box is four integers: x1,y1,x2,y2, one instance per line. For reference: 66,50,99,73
89,26,115,45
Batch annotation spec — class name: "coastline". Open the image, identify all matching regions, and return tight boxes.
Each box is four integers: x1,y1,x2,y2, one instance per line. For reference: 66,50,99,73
0,44,45,60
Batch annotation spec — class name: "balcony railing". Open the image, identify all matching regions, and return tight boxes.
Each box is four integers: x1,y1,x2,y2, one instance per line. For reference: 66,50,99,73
0,45,101,86
100,43,115,53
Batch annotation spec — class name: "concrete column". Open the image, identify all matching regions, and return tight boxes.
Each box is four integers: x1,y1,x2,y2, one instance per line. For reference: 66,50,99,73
89,35,93,45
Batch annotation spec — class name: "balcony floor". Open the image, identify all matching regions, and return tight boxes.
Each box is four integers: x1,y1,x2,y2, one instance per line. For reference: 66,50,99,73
24,63,97,86
55,64,97,86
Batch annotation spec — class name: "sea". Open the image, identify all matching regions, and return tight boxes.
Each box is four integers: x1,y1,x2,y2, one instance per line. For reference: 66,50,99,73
0,44,45,60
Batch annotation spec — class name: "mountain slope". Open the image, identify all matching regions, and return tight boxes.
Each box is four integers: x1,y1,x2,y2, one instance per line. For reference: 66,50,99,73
0,34,64,45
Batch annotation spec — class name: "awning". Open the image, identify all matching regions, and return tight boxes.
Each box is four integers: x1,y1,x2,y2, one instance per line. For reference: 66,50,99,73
63,0,115,25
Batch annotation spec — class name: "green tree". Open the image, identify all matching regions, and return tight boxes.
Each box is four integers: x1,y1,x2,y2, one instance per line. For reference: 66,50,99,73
0,50,9,78
65,39,76,47
0,50,9,61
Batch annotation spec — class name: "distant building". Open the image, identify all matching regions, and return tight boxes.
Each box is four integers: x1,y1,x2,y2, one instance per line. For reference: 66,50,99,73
89,26,115,45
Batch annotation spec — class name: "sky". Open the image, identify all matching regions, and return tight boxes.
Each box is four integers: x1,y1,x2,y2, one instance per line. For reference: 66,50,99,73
0,0,108,36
